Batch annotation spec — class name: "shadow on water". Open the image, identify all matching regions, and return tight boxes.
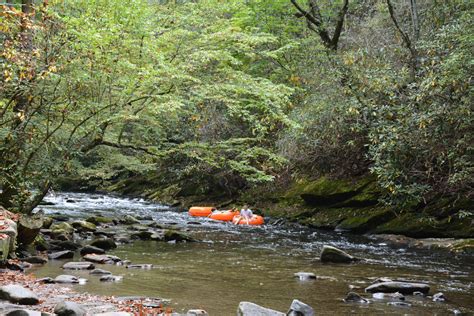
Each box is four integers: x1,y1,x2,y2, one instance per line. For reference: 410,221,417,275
32,192,473,315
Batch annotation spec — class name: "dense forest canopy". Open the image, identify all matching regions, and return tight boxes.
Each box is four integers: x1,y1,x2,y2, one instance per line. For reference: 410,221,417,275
0,0,472,214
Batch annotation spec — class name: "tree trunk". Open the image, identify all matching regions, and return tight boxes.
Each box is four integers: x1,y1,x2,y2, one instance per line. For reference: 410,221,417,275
17,211,44,247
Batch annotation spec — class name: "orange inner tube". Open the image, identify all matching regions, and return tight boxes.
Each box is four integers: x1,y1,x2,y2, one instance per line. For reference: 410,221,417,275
209,210,240,222
232,215,264,226
189,206,215,217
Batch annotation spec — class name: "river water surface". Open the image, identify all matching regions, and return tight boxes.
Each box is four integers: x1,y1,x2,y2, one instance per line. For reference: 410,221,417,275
32,192,473,315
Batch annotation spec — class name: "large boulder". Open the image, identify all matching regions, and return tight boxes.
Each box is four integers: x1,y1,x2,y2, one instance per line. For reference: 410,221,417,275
237,302,285,316
17,212,44,247
54,301,87,316
90,238,117,250
287,299,314,316
320,245,357,263
365,281,430,295
0,284,39,305
6,310,49,316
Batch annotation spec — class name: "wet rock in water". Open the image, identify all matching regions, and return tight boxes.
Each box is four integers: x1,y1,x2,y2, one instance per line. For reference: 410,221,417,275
372,292,405,301
237,302,285,316
49,240,81,251
164,230,196,242
22,256,48,264
131,231,154,240
62,261,95,270
0,284,39,305
433,292,446,302
80,245,105,256
294,272,316,281
365,281,430,295
120,215,140,225
320,245,358,263
71,221,96,232
126,264,152,269
343,292,370,303
372,277,393,284
54,301,86,316
90,238,117,250
83,254,121,264
413,291,425,296
48,250,74,260
90,268,112,275
99,275,123,282
94,230,117,238
36,277,55,284
187,310,208,315
86,216,114,225
387,302,412,307
51,214,69,222
114,235,131,243
54,275,80,284
287,299,315,316
137,215,153,221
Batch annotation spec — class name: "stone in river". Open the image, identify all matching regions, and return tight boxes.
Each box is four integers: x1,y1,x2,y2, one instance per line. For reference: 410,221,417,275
80,245,105,256
187,310,208,315
22,256,48,264
126,264,152,269
237,302,285,316
48,250,74,260
120,215,140,225
287,299,315,316
320,245,358,263
54,301,86,316
62,261,95,270
387,301,412,307
294,272,316,281
0,284,39,305
433,292,446,302
343,292,370,303
54,275,80,284
365,281,430,295
99,275,123,282
90,269,112,275
89,238,117,250
83,254,121,264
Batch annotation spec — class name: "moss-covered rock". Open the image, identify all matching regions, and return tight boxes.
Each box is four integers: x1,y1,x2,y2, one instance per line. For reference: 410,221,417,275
86,216,114,225
373,213,473,238
336,207,395,233
71,220,97,232
50,222,74,235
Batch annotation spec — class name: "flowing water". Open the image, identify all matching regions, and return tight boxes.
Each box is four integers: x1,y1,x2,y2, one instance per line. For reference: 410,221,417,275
32,192,473,315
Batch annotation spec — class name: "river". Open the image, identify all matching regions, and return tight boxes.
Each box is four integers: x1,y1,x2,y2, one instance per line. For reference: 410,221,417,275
31,192,473,315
